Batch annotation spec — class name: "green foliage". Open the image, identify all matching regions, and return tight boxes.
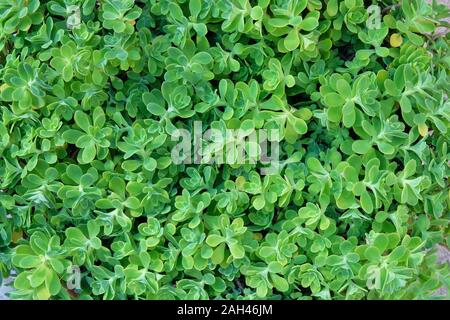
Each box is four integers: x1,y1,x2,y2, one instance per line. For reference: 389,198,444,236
0,0,449,300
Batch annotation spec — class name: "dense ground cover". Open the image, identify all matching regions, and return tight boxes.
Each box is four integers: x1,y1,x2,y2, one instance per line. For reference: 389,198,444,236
0,0,449,300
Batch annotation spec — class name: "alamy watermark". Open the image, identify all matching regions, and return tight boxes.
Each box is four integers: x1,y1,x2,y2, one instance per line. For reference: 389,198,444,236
171,121,281,175
366,5,382,30
67,5,81,29
366,266,381,290
66,265,81,290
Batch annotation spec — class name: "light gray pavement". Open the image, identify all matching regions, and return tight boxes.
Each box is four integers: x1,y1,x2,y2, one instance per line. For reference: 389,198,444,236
0,276,13,300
